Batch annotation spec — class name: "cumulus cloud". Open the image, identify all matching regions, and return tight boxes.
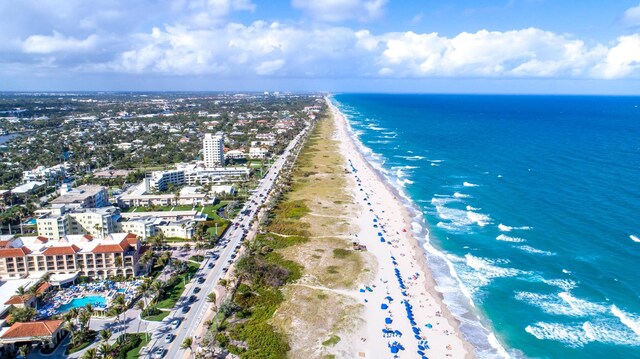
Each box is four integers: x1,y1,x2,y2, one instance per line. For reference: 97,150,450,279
22,31,99,54
620,3,640,28
104,24,640,79
592,34,640,78
292,0,387,22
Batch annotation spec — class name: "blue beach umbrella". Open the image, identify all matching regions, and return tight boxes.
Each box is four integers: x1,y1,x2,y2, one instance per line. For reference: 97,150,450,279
385,317,393,324
381,303,388,309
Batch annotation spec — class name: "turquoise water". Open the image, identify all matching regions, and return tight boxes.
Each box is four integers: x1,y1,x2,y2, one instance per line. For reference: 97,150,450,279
56,296,106,313
333,94,640,358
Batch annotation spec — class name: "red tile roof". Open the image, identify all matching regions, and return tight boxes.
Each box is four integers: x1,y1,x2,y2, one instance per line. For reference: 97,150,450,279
83,234,93,240
124,233,138,246
1,320,64,339
42,245,80,256
92,238,129,254
0,240,10,248
36,282,52,294
36,236,49,243
4,294,33,305
0,246,31,258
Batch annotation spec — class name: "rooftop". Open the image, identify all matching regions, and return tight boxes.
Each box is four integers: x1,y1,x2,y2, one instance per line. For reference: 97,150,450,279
0,319,64,339
51,185,106,205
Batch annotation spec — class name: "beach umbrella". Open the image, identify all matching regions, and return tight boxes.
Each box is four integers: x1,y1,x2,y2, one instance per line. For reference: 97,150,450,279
425,323,432,329
402,229,407,232
378,232,383,236
418,345,425,350
386,296,393,301
381,303,388,309
373,219,378,222
390,347,399,354
385,317,393,324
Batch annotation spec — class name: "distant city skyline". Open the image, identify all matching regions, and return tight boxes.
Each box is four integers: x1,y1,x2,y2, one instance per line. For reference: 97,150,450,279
1,0,640,94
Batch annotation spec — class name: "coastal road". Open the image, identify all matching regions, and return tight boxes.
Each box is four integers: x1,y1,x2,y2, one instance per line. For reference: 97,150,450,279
145,125,310,359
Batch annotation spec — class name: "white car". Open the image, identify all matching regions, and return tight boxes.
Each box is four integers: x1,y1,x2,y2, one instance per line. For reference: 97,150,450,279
152,347,166,359
164,334,173,343
171,319,180,329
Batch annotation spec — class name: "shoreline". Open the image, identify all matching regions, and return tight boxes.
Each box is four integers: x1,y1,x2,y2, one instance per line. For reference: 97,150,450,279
328,97,478,359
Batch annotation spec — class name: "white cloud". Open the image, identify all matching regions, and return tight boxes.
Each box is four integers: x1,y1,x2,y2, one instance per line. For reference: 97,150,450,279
183,0,256,27
592,34,640,79
620,3,640,28
291,0,387,22
22,31,99,54
104,24,640,80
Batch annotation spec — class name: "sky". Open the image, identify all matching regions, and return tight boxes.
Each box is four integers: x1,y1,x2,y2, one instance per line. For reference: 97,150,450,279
1,0,640,94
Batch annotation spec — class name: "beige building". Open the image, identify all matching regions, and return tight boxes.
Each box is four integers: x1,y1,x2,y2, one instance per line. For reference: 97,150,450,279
36,206,119,239
0,233,141,280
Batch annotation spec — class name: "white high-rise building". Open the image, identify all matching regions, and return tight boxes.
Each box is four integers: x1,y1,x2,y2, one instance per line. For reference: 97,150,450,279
203,132,224,168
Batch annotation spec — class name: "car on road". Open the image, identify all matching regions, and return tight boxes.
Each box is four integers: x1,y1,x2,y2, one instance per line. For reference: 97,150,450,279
208,262,215,269
182,305,191,313
222,267,228,273
189,295,197,303
164,334,173,343
152,346,166,359
171,319,180,329
193,286,201,293
197,277,205,284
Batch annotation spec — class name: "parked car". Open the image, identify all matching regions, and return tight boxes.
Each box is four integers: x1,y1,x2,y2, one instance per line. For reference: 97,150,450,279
171,319,180,329
197,277,205,284
164,334,173,343
193,286,201,294
182,305,191,314
208,262,215,269
189,295,197,303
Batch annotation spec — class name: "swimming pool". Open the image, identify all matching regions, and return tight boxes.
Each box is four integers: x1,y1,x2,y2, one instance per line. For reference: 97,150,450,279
56,296,106,313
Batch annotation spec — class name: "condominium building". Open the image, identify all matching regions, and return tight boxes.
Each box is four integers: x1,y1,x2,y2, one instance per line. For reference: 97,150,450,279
51,184,109,209
149,170,185,191
0,233,141,279
36,206,120,240
203,132,224,168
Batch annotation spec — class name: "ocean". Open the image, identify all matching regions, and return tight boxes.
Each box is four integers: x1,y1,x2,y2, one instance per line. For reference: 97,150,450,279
332,94,640,359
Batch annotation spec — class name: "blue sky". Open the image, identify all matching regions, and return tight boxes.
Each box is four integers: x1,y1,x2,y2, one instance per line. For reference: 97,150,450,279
1,0,640,94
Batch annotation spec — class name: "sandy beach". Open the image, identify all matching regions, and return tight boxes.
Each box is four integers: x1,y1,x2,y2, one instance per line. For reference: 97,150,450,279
328,97,476,359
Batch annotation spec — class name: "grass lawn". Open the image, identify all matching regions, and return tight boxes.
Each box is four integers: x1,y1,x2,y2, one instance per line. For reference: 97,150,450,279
117,333,151,359
172,205,195,211
206,221,229,238
141,310,170,322
65,331,97,354
189,255,204,262
156,262,200,309
202,202,227,220
124,206,175,212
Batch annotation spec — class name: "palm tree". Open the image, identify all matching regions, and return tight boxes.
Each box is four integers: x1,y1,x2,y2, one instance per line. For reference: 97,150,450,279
99,329,112,343
63,321,76,347
206,292,217,312
78,309,91,335
14,285,26,303
181,337,194,358
98,342,111,358
108,294,127,341
17,345,29,358
82,348,98,359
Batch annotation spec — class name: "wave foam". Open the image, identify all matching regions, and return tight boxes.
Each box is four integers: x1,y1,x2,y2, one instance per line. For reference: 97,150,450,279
498,223,532,232
463,182,479,187
525,322,591,348
453,192,471,198
516,245,556,256
467,211,491,227
630,235,640,243
612,305,640,337
515,291,607,317
496,234,526,243
449,254,525,295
